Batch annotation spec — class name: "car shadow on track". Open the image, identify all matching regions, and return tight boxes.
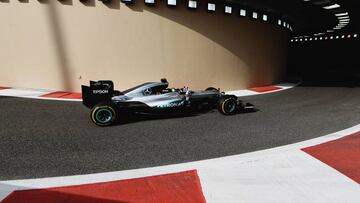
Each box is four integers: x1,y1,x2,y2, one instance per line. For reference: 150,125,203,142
114,108,214,126
113,107,258,126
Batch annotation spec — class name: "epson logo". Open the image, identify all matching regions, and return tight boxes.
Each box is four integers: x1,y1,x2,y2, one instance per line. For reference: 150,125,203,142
93,89,109,94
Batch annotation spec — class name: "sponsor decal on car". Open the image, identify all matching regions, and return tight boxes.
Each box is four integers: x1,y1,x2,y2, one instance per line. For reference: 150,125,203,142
93,89,109,94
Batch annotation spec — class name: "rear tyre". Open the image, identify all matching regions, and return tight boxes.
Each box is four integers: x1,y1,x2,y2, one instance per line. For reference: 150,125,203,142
218,97,238,115
91,103,117,127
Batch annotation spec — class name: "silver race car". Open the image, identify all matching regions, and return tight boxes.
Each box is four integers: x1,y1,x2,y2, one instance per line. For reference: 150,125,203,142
82,79,255,126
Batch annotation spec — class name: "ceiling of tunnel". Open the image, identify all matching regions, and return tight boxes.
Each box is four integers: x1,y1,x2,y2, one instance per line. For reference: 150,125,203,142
2,0,357,37
228,0,359,36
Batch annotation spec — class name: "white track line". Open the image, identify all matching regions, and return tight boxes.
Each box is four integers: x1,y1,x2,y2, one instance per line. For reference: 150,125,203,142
225,82,302,97
0,88,81,102
1,124,359,202
0,89,49,98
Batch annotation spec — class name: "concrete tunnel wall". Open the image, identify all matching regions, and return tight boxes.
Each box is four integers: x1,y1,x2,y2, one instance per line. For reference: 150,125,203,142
0,1,290,92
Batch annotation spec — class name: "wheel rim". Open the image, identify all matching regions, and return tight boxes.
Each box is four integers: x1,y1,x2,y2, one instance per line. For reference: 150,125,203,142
224,100,236,113
95,108,113,124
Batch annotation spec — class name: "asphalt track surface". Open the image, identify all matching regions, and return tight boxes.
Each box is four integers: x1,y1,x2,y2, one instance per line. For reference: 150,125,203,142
1,85,360,180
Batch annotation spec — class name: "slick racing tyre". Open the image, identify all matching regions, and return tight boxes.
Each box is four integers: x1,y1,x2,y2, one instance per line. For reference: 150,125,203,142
205,87,218,91
218,97,238,115
91,103,117,127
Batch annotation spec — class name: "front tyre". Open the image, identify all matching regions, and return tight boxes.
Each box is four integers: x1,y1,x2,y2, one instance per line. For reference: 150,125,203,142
91,104,117,127
205,87,218,91
218,97,238,115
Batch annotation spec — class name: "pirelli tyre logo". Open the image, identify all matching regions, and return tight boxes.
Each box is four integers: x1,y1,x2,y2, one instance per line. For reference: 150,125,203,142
93,89,109,94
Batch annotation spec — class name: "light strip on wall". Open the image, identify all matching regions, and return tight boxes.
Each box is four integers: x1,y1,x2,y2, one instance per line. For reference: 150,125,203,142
262,14,268,21
335,12,348,17
252,12,258,19
323,4,340,10
188,0,197,9
337,16,350,19
225,6,232,14
121,0,133,4
339,18,350,21
239,9,246,17
144,0,155,4
207,3,216,12
167,0,176,6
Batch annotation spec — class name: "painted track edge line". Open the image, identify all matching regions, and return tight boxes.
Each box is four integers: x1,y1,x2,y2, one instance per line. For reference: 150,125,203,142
226,81,303,97
0,81,301,102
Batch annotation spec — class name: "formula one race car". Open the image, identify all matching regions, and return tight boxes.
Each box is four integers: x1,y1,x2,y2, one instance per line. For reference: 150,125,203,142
82,79,255,126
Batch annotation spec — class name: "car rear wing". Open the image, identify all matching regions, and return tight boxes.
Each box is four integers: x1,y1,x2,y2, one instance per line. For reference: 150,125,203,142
81,80,117,109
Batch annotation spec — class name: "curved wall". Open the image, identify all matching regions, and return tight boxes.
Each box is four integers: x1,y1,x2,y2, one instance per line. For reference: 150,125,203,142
0,1,290,91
